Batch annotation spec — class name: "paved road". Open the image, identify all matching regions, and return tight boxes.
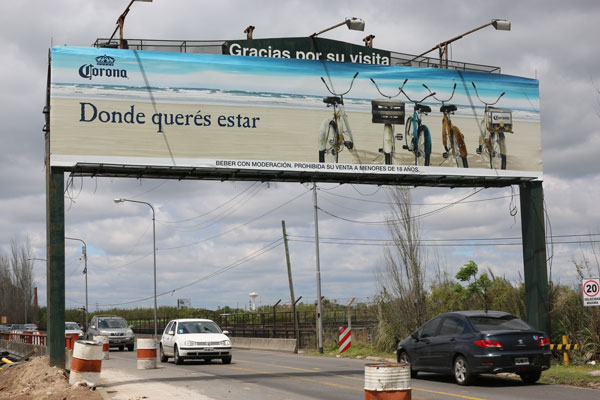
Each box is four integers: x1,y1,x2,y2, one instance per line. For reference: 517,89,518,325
99,349,599,400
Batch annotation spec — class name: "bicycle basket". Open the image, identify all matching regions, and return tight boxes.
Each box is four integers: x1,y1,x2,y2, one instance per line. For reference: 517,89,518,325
371,99,405,125
486,106,513,132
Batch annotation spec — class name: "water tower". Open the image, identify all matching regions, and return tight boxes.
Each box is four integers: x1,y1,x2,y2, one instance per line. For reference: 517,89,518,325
249,292,259,311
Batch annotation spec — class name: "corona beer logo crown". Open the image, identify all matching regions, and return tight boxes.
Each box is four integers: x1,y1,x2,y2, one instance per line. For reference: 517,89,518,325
95,55,115,66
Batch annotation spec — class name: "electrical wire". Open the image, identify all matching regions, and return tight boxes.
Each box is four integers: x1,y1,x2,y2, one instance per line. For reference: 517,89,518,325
318,188,484,225
157,182,260,224
318,188,511,206
98,238,283,307
158,183,264,232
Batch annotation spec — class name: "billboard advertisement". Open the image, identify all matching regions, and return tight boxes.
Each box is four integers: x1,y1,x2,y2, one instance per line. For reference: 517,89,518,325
49,46,541,181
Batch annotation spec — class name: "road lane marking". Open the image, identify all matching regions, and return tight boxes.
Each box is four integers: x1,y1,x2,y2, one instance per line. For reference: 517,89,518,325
234,358,486,400
225,365,363,391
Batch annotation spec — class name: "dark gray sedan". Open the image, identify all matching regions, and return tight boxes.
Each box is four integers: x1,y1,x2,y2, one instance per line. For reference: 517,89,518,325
396,310,551,385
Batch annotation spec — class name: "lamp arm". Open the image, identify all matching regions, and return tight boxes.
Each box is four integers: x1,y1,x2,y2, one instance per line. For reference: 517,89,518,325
310,21,346,37
406,21,494,64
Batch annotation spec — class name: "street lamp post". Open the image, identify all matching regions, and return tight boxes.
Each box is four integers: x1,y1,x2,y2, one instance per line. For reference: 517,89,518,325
65,237,88,331
114,198,158,339
107,0,153,49
407,19,511,69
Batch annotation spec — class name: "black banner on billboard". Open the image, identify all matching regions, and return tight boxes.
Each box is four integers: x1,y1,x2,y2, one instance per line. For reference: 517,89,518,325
222,37,391,65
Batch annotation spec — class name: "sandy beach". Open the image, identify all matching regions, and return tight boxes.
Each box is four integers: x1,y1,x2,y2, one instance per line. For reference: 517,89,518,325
50,97,542,172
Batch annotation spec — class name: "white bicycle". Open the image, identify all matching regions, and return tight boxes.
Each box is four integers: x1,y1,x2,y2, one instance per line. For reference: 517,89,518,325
472,82,512,170
370,78,406,165
318,73,358,163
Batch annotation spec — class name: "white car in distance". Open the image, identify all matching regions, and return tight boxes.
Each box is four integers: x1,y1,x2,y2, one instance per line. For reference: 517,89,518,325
65,321,84,339
159,319,232,365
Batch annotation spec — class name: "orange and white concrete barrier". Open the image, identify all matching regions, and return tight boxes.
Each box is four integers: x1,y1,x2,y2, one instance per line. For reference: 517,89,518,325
93,335,110,360
69,340,103,387
65,333,79,350
136,338,157,369
364,362,411,400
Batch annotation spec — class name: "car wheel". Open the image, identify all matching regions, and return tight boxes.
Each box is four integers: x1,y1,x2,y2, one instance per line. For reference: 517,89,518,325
127,344,134,351
454,356,473,386
397,351,417,378
519,371,541,384
174,346,183,365
159,345,168,363
222,356,232,364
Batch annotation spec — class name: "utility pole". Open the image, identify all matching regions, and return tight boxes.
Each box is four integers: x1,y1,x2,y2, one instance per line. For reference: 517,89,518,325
282,220,300,353
313,183,323,354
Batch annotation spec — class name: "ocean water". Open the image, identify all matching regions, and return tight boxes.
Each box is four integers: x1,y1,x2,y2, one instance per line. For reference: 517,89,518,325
51,83,540,122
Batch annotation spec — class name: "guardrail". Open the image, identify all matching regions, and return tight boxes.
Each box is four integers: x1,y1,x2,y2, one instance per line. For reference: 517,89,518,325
0,331,47,346
1,331,82,349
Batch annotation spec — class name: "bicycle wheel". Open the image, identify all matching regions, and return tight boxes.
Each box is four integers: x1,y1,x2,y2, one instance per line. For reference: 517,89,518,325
415,125,431,166
383,124,394,165
323,120,339,163
450,127,468,168
489,132,506,170
405,116,413,151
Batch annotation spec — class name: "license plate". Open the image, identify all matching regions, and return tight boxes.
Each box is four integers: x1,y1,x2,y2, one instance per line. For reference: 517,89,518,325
204,347,214,352
514,357,529,366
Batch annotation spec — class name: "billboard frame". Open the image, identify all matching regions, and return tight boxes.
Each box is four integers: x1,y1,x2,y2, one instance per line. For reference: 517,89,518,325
43,39,548,368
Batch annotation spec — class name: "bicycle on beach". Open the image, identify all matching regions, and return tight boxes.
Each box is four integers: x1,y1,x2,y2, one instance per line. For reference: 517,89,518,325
399,79,435,166
318,73,358,163
471,82,512,170
423,83,468,168
369,78,406,165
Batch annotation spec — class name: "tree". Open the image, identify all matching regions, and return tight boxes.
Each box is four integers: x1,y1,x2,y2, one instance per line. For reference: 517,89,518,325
454,260,492,311
0,236,34,324
375,187,427,350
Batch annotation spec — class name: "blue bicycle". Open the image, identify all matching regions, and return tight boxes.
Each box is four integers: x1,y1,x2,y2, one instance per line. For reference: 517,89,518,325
399,79,435,166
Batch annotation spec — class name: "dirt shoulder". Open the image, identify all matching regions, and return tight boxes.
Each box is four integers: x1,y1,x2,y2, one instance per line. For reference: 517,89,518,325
0,355,103,400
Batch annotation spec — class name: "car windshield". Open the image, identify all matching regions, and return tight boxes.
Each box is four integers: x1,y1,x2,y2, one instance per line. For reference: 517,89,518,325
99,319,127,329
177,321,221,334
469,315,532,331
65,323,80,330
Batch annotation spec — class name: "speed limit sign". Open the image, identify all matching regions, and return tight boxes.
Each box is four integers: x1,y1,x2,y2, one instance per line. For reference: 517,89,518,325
582,278,600,307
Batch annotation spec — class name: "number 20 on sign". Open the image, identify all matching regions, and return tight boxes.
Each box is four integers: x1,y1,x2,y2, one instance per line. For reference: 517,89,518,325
583,278,600,307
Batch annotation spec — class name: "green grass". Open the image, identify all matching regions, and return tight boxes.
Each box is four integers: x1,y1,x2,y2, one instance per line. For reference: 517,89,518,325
304,342,395,360
540,363,600,388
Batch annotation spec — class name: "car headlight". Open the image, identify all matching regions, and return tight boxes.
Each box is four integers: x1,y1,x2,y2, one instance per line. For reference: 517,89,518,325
126,329,134,336
185,340,193,346
100,331,109,335
221,340,231,346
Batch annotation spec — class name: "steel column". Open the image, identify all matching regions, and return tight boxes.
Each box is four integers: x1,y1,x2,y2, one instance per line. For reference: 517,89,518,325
46,168,65,368
520,181,550,334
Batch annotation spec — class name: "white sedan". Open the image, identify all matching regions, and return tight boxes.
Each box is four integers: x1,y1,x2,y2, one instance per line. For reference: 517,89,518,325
65,321,84,338
159,319,232,364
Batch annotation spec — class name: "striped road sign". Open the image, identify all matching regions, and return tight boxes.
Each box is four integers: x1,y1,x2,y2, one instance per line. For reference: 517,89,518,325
339,326,351,354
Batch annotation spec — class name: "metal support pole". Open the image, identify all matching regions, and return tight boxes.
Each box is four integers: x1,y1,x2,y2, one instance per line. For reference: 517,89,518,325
313,183,323,353
65,237,88,331
151,207,157,338
282,220,300,353
520,181,550,334
46,168,65,368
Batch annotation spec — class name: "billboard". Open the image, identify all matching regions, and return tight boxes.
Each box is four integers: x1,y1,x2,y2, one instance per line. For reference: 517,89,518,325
49,46,542,182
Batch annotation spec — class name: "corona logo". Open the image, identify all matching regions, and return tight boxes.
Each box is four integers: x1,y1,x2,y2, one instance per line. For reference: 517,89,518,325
95,55,115,66
79,55,127,81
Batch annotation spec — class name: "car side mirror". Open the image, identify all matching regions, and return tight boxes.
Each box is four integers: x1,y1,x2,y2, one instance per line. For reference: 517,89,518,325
90,325,96,329
222,330,229,335
128,325,133,329
168,330,174,335
411,332,419,340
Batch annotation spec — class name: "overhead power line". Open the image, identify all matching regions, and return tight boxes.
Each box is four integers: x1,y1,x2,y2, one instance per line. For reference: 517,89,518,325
98,238,283,307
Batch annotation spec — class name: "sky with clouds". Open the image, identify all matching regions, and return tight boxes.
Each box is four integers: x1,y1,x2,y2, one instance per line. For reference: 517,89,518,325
1,0,599,313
